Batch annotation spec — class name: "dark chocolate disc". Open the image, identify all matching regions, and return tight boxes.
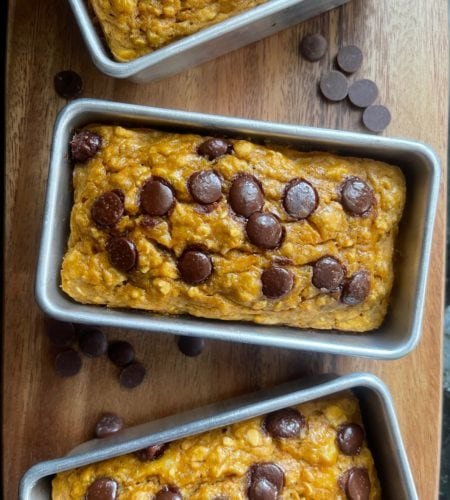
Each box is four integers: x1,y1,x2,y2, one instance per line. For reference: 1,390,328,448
246,213,283,249
188,170,222,204
197,138,232,160
177,336,206,356
362,105,391,133
320,71,349,101
283,179,318,219
177,250,213,284
54,70,83,99
54,349,82,377
119,362,146,389
299,34,328,62
263,408,305,438
341,177,374,215
229,175,264,217
107,237,138,272
79,328,108,358
312,256,345,292
341,270,371,305
136,443,168,461
348,79,378,108
108,340,135,367
140,179,175,216
337,45,363,73
91,191,124,227
261,267,294,299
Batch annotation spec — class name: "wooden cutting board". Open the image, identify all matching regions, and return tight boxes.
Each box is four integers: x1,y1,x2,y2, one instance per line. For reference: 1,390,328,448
4,0,447,497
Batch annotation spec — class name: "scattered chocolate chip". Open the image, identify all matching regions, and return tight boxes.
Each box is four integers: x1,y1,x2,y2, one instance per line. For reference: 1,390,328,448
348,79,378,108
108,340,135,367
362,104,391,133
337,45,363,73
346,468,371,500
95,413,124,438
70,130,102,163
86,477,118,500
155,485,183,500
79,328,108,358
320,71,349,102
312,256,345,292
45,317,76,347
54,349,82,377
188,170,222,204
107,237,138,272
336,423,365,455
261,267,294,299
341,177,374,215
54,70,83,99
91,191,124,228
119,362,146,389
283,179,318,219
177,250,213,284
136,443,168,461
342,270,371,305
299,33,328,61
197,138,232,160
246,212,283,249
177,336,205,357
229,175,264,217
140,179,175,216
263,408,305,438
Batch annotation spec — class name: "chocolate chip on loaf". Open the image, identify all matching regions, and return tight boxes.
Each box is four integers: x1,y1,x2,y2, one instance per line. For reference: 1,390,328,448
95,413,124,438
312,256,345,292
229,175,264,217
107,237,138,272
136,443,168,461
155,485,183,500
336,423,365,455
91,191,124,228
341,177,374,215
261,267,294,299
197,138,233,160
70,130,102,163
246,212,283,249
247,463,285,500
339,467,371,500
140,178,175,216
188,170,222,204
341,270,371,305
86,477,118,500
283,179,318,219
177,249,213,284
263,408,305,438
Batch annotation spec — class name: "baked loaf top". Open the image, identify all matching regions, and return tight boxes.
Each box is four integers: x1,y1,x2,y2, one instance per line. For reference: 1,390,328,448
89,0,267,61
52,392,381,499
61,125,406,332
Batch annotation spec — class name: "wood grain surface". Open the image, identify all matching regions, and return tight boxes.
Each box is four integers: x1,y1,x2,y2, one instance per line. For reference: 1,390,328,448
4,0,448,498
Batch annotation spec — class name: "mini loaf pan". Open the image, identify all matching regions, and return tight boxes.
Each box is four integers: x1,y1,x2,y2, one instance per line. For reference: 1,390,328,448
19,373,417,499
35,98,440,359
67,0,349,82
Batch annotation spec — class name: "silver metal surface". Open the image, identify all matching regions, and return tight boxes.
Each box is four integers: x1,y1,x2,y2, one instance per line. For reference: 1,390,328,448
35,98,440,359
19,373,417,500
67,0,349,82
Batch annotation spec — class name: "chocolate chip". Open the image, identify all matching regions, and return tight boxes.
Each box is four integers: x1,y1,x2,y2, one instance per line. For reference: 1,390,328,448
261,267,294,299
341,177,374,215
155,485,183,500
86,477,118,500
348,79,378,108
95,413,124,438
346,468,371,500
54,349,82,377
54,70,83,99
197,138,232,160
229,175,264,217
312,256,345,292
195,202,219,214
79,328,108,358
320,71,349,101
177,250,213,284
246,213,283,249
362,104,391,133
70,130,102,163
91,191,124,228
136,443,168,461
108,340,135,367
299,33,327,61
283,179,318,219
107,237,138,272
337,45,363,73
337,423,365,455
45,318,76,347
247,478,278,500
140,179,175,216
177,336,205,357
119,362,146,389
139,215,160,228
342,270,370,305
188,170,222,204
263,408,305,438
250,463,285,492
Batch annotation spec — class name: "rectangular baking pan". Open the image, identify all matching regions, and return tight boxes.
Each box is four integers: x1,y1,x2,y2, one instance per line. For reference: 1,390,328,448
35,98,440,359
19,373,417,499
68,0,349,82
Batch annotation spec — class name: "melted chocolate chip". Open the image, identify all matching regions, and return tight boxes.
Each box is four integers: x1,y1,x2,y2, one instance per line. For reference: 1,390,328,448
119,362,146,389
54,70,83,99
337,423,365,455
261,267,294,299
247,463,284,500
79,328,108,358
346,468,371,500
136,443,167,461
91,191,124,227
54,349,82,377
177,250,213,284
108,340,135,367
246,213,283,249
263,408,305,438
95,413,124,438
229,175,264,217
188,170,222,204
86,477,118,500
140,179,175,216
248,478,278,500
341,177,374,215
107,237,138,272
197,138,232,160
140,215,160,228
70,130,102,163
283,179,318,219
312,256,345,292
341,270,371,305
155,485,183,500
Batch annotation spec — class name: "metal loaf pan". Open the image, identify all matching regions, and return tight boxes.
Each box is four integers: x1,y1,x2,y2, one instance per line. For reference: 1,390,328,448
35,98,440,359
67,0,349,82
19,373,417,499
